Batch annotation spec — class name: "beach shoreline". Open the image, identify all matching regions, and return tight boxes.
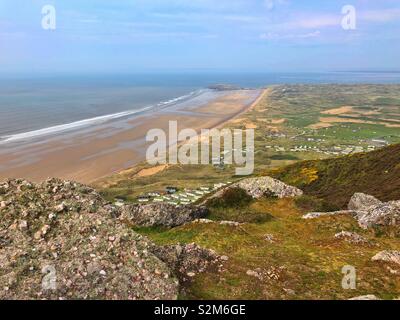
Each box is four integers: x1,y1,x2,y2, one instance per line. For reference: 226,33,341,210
0,89,263,183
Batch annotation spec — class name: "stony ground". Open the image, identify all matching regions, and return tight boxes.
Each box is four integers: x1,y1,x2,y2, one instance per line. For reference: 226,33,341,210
0,179,220,300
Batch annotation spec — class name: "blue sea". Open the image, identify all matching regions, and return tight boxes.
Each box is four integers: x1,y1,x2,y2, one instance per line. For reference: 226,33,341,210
1,72,400,140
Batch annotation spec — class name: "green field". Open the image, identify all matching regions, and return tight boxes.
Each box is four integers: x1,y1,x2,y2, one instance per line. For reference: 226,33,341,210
244,84,400,165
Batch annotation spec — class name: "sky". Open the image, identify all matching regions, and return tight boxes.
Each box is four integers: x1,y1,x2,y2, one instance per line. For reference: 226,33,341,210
0,0,400,74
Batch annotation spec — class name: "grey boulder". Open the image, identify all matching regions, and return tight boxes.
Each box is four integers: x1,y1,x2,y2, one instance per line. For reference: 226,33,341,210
372,250,400,266
348,193,382,211
121,203,208,228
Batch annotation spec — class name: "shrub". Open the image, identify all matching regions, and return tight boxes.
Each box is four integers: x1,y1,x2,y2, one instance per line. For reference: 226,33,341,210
295,195,339,212
207,187,253,209
209,207,274,224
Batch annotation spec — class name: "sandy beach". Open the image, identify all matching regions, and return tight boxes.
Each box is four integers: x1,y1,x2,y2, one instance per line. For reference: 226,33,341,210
0,89,262,183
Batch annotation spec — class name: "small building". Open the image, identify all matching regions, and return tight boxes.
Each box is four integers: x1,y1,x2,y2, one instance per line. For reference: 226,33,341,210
371,139,389,146
137,195,151,203
148,192,161,197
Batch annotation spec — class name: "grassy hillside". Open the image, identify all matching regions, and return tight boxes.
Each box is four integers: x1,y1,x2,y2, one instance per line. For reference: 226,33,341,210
135,196,400,300
269,143,400,209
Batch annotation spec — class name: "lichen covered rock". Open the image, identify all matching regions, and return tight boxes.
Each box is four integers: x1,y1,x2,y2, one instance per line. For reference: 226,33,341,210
234,176,303,199
149,243,225,283
334,231,369,244
121,203,208,228
304,193,400,229
357,201,400,229
348,193,382,211
0,179,179,300
208,176,303,203
372,250,400,266
302,210,356,220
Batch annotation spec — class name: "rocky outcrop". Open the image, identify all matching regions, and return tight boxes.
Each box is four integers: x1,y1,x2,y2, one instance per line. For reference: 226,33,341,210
304,193,400,229
234,176,303,199
372,251,400,266
334,231,368,244
121,203,208,228
348,193,382,211
356,201,400,229
208,177,303,203
347,193,400,229
149,243,225,283
302,210,356,220
0,179,181,300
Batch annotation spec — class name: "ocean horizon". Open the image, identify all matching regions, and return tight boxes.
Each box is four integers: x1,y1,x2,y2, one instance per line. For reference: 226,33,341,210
1,71,400,140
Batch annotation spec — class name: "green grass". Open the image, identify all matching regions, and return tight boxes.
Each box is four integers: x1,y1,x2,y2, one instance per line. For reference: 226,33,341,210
269,143,400,209
318,123,400,143
206,188,275,224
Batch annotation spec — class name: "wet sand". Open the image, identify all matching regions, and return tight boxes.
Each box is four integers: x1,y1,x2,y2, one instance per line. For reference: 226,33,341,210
0,89,262,183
